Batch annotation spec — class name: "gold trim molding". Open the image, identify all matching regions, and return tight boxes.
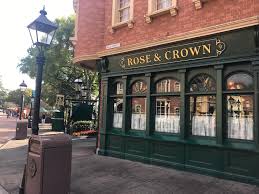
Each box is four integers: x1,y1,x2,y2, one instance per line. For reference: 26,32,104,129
73,16,259,65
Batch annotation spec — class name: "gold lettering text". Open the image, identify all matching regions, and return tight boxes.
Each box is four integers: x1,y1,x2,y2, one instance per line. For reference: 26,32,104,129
202,44,211,54
180,48,188,58
172,50,180,59
128,58,133,66
165,51,172,60
189,46,201,56
139,56,146,64
146,55,152,63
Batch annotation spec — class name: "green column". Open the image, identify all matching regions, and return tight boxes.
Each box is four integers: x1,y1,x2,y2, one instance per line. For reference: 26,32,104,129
252,61,259,150
145,73,152,137
215,65,224,145
179,69,187,139
122,76,128,134
121,76,128,157
100,77,109,154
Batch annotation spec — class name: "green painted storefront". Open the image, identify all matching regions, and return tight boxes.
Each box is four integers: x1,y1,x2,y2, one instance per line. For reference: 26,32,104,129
98,26,259,184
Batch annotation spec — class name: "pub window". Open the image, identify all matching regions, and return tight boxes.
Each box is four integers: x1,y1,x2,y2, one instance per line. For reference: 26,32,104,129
189,74,216,137
131,80,147,130
112,0,134,29
111,82,124,128
155,78,180,133
225,72,254,140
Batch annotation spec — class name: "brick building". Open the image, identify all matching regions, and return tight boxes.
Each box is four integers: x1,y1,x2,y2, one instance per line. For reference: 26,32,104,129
72,0,259,184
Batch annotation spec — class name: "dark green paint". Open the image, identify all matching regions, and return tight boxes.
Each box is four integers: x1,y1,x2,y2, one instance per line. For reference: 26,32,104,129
100,27,259,185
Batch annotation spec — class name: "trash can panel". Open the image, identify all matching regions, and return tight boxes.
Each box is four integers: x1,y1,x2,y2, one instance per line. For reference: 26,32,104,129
25,152,41,194
25,134,72,194
42,147,72,194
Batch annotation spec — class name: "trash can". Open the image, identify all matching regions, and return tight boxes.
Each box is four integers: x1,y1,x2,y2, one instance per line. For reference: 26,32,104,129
24,134,72,194
16,121,28,140
51,111,65,131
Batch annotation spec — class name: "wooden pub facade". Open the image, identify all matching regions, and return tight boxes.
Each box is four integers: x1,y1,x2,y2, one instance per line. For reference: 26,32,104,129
72,0,259,184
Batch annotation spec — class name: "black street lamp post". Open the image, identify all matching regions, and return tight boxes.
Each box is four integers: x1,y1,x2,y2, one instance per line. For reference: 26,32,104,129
27,7,58,135
19,80,27,120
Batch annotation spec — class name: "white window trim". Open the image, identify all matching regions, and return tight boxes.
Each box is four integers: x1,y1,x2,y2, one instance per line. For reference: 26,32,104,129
112,0,134,32
145,0,178,24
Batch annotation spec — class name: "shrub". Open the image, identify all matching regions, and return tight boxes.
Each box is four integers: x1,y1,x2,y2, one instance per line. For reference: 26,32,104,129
71,120,93,133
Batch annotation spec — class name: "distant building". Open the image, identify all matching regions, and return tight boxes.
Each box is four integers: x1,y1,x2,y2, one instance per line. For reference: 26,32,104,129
72,0,259,184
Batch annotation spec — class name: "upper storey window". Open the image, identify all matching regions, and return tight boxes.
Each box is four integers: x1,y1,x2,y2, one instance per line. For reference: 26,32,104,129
119,0,130,22
112,0,134,30
146,0,178,23
157,0,172,10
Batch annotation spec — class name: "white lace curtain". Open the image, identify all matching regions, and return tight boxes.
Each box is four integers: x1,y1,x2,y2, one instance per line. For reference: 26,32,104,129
192,115,216,137
113,113,123,128
131,113,146,130
155,115,180,133
228,116,253,140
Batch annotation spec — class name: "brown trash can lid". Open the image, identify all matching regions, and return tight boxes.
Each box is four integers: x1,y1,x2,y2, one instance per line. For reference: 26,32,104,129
29,134,72,148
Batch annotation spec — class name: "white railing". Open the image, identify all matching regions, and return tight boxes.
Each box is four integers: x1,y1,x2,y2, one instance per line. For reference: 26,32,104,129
192,115,216,137
131,113,146,130
113,113,123,128
155,115,180,133
228,116,253,140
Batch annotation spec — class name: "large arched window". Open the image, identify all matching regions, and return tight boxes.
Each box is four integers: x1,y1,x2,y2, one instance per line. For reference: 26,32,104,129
225,72,254,140
111,82,124,128
189,74,216,137
155,78,180,133
131,80,147,130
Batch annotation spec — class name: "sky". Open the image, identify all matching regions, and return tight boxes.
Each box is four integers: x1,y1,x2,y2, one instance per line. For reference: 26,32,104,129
0,0,74,91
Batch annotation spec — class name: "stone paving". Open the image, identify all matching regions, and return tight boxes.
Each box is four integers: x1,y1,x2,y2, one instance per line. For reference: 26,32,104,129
1,138,259,194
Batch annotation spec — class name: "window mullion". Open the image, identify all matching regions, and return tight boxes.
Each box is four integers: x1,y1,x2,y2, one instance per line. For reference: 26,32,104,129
179,69,187,139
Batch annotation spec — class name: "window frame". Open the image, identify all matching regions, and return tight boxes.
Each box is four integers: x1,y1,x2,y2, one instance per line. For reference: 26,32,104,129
153,77,181,134
187,73,217,138
223,71,255,141
112,0,134,30
145,0,178,23
110,81,124,130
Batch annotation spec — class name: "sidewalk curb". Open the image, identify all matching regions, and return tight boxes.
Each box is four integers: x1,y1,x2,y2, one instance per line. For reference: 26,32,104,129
0,184,9,194
0,137,15,150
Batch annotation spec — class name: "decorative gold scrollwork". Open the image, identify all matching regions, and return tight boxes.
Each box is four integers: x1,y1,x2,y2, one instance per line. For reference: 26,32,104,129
216,39,226,56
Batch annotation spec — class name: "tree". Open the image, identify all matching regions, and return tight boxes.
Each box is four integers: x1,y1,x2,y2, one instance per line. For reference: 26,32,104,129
18,15,98,106
0,75,7,107
5,89,32,107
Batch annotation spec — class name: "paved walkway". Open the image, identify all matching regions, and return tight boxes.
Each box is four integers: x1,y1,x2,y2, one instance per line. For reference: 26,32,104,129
1,138,259,194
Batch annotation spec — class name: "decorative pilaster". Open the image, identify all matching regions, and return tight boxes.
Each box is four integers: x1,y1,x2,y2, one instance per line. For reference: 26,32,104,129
99,77,109,154
215,65,224,145
122,76,128,134
252,60,259,150
145,73,152,137
179,69,187,139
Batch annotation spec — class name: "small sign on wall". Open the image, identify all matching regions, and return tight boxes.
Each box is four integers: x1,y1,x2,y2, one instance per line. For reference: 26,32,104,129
106,43,121,49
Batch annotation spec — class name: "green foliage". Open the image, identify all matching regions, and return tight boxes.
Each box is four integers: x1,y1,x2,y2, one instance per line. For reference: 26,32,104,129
18,15,99,106
0,75,7,107
5,88,32,106
72,120,93,132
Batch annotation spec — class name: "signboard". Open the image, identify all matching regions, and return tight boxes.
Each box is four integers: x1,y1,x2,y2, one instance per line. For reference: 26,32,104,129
119,39,226,69
56,95,64,106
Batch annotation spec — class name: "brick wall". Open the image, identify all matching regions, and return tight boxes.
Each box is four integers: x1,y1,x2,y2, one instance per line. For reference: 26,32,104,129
75,0,259,58
74,0,105,57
